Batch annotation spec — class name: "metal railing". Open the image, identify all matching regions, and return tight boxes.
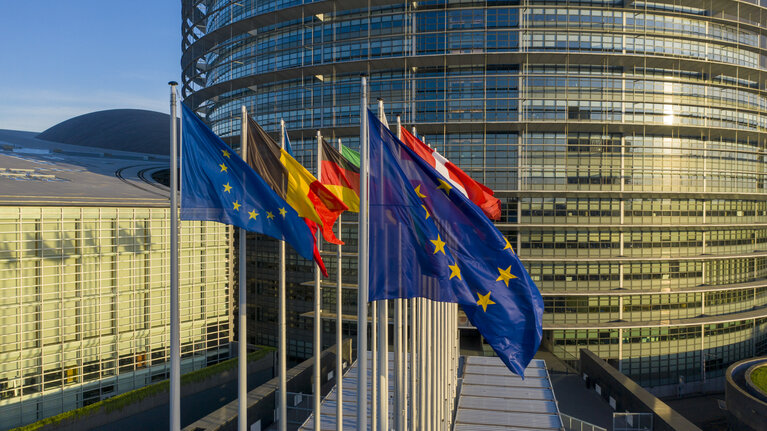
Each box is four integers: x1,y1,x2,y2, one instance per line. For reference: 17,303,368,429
613,412,653,431
561,413,608,431
549,344,581,374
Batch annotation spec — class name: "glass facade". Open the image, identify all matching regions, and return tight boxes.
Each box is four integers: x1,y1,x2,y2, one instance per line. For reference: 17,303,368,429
0,206,231,429
182,0,767,389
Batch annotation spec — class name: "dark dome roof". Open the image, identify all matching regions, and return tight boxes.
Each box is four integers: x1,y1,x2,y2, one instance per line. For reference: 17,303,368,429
38,109,172,155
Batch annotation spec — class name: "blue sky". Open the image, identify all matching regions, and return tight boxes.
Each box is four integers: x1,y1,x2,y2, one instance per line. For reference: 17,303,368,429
0,1,181,132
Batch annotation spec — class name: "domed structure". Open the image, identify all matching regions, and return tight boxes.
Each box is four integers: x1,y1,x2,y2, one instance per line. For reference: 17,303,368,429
38,109,171,155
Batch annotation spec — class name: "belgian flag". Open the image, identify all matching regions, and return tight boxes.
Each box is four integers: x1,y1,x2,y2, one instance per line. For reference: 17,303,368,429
320,139,360,212
245,117,348,248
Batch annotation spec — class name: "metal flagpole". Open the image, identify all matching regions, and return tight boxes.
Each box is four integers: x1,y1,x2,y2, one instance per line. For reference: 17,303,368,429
376,99,388,431
394,295,401,428
377,300,387,431
437,302,442,429
394,115,404,431
313,130,323,430
168,81,180,431
445,304,450,429
449,304,452,427
371,301,377,431
409,295,416,430
440,302,445,430
418,298,425,431
238,106,249,431
336,138,344,431
424,299,431,430
279,120,288,431
450,303,455,426
436,303,441,429
433,301,438,430
448,304,452,427
432,301,442,429
356,75,369,431
438,302,443,430
442,303,447,429
444,303,448,428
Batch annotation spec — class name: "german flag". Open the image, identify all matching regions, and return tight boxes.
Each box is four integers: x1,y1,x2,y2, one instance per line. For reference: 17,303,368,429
341,143,360,169
245,117,347,247
320,139,360,212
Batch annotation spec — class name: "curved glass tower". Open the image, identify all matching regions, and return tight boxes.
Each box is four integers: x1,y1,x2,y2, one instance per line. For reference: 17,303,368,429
182,0,767,390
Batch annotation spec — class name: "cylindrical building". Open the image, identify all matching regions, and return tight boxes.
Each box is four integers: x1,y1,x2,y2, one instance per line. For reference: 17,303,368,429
182,0,767,391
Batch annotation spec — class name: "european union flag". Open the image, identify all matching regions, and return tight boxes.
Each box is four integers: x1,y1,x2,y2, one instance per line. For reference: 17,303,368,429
367,109,543,375
180,104,315,261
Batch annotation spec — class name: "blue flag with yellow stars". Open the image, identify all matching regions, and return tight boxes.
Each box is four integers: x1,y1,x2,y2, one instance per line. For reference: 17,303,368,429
180,104,315,261
367,109,543,376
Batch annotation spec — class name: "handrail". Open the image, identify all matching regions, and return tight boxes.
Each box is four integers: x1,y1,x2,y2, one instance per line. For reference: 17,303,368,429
561,413,608,431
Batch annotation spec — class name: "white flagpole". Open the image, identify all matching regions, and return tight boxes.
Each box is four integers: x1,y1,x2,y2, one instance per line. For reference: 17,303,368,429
314,130,323,430
371,301,377,431
377,300,387,431
444,303,448,427
437,301,442,430
435,302,440,429
445,304,450,428
433,301,442,429
394,115,405,431
424,299,431,430
418,298,425,431
429,301,439,430
376,99,388,431
238,106,249,431
336,138,344,431
168,81,181,431
408,298,420,430
442,303,447,429
279,120,288,431
451,303,455,426
440,302,445,429
356,75,369,431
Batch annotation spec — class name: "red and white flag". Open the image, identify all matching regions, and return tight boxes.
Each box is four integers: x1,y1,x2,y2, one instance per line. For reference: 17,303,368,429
400,126,502,220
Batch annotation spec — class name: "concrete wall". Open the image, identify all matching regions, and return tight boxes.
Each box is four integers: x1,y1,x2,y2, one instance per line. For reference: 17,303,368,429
183,339,353,431
579,349,701,431
35,351,274,431
725,357,767,431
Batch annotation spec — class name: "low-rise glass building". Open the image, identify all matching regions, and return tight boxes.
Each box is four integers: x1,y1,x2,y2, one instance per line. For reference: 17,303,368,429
0,111,231,428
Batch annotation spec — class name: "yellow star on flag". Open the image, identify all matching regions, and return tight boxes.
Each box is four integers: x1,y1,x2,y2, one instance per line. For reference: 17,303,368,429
422,205,430,220
279,207,287,217
431,234,446,255
266,211,274,219
414,185,426,198
503,237,514,254
219,163,228,173
248,209,258,220
476,291,496,312
496,265,517,287
221,149,231,158
232,200,241,211
223,182,232,193
436,179,452,194
449,262,462,280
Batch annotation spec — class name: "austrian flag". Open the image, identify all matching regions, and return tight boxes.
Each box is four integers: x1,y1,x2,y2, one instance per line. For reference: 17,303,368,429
399,127,502,220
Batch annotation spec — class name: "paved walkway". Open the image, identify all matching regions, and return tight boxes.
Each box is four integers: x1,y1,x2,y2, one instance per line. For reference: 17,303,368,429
549,373,614,430
661,393,728,431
